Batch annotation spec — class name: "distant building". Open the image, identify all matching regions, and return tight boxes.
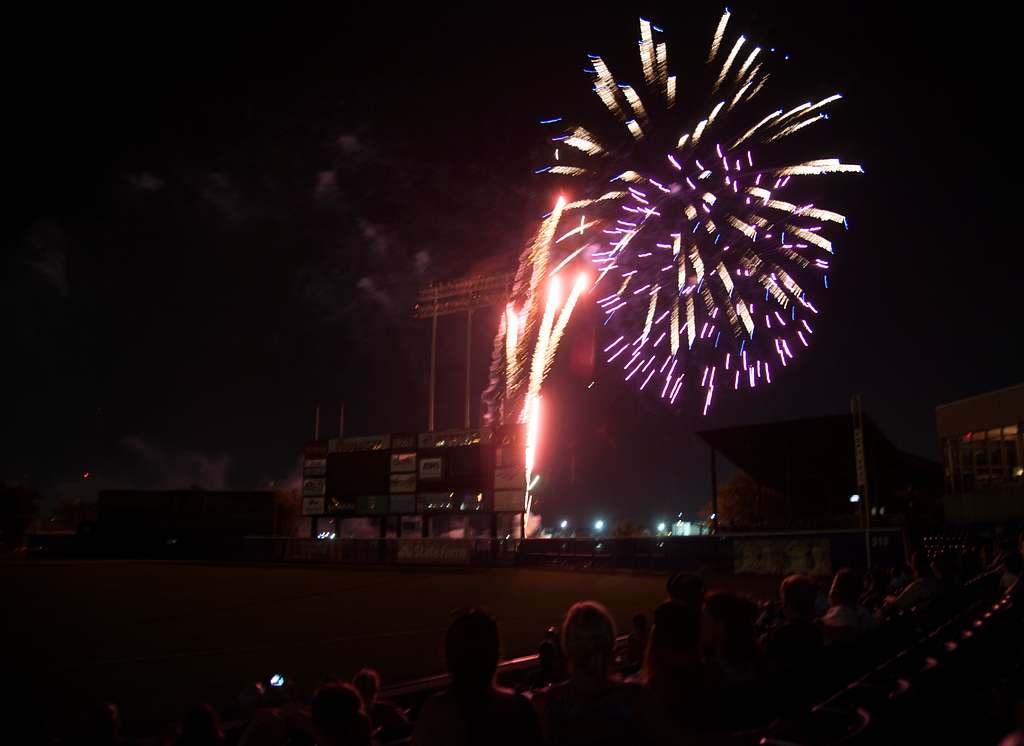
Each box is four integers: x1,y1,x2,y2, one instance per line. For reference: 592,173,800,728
699,414,942,530
936,383,1024,522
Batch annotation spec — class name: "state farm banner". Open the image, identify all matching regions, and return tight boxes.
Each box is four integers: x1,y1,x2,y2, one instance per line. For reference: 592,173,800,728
396,539,472,565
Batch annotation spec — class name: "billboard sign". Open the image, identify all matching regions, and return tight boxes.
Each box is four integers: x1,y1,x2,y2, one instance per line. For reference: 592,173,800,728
494,490,525,512
419,457,443,480
390,452,417,473
494,466,524,490
302,478,326,496
303,458,327,477
301,497,325,516
330,434,392,453
389,473,416,494
396,538,471,564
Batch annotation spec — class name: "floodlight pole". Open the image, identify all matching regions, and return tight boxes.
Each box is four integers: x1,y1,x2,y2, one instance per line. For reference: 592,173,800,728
464,309,473,428
428,287,439,432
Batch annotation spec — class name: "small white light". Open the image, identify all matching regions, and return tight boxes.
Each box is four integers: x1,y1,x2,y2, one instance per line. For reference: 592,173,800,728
594,519,605,531
657,522,666,532
560,520,568,529
849,494,861,503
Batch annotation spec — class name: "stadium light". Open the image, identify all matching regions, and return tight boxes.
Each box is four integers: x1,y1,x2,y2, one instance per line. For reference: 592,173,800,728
560,519,568,529
657,522,666,533
594,519,605,532
849,493,861,503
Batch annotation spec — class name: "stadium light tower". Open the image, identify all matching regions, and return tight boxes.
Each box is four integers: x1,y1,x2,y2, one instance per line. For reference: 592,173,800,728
415,272,515,431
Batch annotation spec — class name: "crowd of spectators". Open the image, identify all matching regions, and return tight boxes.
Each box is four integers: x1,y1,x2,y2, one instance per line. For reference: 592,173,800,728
78,540,1024,746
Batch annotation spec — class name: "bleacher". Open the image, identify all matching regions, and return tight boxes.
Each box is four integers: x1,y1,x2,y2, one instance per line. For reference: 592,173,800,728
370,570,1018,745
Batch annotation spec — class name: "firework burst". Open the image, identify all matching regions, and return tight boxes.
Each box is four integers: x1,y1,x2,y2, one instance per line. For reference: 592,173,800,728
538,10,862,414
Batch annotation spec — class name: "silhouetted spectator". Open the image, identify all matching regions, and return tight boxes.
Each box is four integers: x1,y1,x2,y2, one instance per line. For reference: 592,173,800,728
542,625,568,681
888,563,912,593
528,639,562,691
883,552,941,613
310,683,371,746
703,591,760,686
760,575,823,670
175,704,225,746
85,703,132,746
413,608,540,746
859,567,889,612
533,601,673,745
933,550,964,594
222,682,264,745
822,569,878,644
637,599,717,737
352,668,408,738
1001,552,1023,592
666,572,705,608
626,613,649,667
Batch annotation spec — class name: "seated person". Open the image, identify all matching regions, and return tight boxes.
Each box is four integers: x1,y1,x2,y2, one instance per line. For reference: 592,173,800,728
883,552,942,613
413,608,540,746
351,668,409,739
759,574,824,670
703,591,760,686
310,683,371,746
626,612,649,668
1001,552,1023,592
533,601,675,745
822,569,878,644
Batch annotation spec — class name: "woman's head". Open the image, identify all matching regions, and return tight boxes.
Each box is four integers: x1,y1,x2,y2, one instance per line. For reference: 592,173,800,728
561,601,617,680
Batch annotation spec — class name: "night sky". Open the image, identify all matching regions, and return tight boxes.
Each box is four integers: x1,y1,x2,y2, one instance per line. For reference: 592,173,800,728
3,3,1019,524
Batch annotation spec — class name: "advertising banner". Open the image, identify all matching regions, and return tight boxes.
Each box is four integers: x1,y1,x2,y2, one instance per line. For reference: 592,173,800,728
390,452,417,473
389,473,416,494
419,457,443,480
396,538,471,564
303,458,327,477
331,434,392,453
302,478,326,496
494,490,525,512
494,466,524,490
301,497,325,516
733,538,832,576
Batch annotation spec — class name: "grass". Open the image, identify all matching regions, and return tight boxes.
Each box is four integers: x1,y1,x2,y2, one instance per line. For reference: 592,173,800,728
6,560,689,739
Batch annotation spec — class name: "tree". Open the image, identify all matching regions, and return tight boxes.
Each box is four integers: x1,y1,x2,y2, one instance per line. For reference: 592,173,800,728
712,472,780,529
